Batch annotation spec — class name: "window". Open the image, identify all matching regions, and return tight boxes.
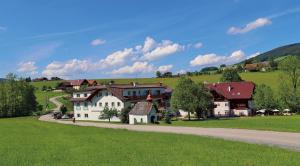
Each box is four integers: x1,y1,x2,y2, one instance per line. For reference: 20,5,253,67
133,91,136,96
84,102,88,110
225,103,228,106
105,92,109,96
99,102,102,107
156,90,160,95
77,114,81,117
128,91,131,96
76,94,80,98
117,102,121,107
111,102,115,107
138,90,141,95
99,92,102,97
84,114,88,118
76,103,81,110
105,102,108,107
84,93,88,97
94,103,97,107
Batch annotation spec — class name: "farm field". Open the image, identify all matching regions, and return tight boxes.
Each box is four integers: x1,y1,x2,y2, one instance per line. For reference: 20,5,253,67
0,117,300,166
162,115,300,133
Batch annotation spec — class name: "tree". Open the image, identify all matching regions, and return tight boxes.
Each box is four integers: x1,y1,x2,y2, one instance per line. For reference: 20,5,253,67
120,106,131,123
278,56,300,113
253,84,277,114
269,57,278,70
220,69,242,82
156,71,162,78
171,77,213,120
220,64,226,68
60,105,68,115
100,107,118,122
42,85,47,91
194,83,214,119
164,109,173,124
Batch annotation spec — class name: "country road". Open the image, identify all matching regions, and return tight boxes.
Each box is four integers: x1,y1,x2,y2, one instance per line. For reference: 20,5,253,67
39,113,300,152
49,95,69,112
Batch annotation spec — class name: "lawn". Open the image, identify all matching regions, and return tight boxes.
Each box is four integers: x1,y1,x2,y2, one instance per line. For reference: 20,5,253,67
164,115,300,132
35,90,65,111
97,71,281,91
0,117,300,166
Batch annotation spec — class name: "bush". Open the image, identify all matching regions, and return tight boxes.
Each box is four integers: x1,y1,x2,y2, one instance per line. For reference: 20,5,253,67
60,105,68,115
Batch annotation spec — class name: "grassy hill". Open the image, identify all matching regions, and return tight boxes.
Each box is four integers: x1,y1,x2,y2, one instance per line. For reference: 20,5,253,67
1,117,299,165
247,43,300,62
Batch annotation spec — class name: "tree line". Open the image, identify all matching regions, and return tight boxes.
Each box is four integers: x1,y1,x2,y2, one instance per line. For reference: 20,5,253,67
0,73,40,118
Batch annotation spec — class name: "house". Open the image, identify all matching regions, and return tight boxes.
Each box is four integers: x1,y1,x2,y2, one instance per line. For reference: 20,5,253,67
32,77,48,82
129,95,158,124
206,81,255,117
57,79,98,90
244,62,270,72
71,82,171,122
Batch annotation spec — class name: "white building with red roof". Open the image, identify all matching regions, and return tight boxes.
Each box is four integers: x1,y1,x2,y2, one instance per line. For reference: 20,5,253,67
71,82,171,122
206,81,255,117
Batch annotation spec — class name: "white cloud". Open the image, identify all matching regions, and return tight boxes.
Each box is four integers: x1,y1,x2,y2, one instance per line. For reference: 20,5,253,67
91,39,106,46
157,65,173,73
141,37,184,61
227,18,271,35
97,48,134,67
247,52,260,59
42,59,90,78
17,61,38,75
111,61,154,75
190,50,245,67
194,42,203,49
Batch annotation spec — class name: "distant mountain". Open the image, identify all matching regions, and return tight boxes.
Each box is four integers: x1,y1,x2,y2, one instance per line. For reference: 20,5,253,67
0,78,5,82
247,43,300,62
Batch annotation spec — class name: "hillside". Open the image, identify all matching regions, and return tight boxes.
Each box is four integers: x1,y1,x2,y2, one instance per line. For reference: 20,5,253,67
248,43,300,62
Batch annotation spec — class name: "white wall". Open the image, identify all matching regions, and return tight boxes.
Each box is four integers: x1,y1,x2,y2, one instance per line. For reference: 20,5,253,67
129,115,148,124
213,101,230,116
73,90,124,121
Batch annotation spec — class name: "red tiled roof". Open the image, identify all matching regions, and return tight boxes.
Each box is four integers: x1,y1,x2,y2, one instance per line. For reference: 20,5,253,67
206,82,255,100
67,79,87,86
87,80,97,85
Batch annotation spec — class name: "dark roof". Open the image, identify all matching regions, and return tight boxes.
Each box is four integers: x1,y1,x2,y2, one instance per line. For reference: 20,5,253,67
67,79,88,86
129,101,156,115
206,82,255,100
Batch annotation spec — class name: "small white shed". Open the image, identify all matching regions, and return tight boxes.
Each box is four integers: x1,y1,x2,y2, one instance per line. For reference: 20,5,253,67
129,101,157,125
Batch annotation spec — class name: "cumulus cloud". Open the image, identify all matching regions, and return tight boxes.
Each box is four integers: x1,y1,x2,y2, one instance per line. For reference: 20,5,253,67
42,59,90,78
157,65,173,73
194,42,203,49
111,61,154,75
141,37,184,61
227,18,271,35
190,50,245,67
91,39,106,46
97,48,134,67
17,61,38,75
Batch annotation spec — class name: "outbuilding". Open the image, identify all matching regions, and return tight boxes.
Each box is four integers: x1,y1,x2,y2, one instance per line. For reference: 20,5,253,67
129,101,158,125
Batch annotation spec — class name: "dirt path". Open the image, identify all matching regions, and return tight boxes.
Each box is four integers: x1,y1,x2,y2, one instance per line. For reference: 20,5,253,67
39,114,300,152
49,95,69,112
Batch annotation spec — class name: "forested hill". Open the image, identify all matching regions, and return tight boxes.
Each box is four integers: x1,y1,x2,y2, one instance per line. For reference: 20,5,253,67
247,43,300,62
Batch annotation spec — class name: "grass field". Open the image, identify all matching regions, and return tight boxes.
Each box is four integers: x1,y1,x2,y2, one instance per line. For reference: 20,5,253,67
30,71,281,112
1,117,300,166
57,96,74,112
163,115,300,132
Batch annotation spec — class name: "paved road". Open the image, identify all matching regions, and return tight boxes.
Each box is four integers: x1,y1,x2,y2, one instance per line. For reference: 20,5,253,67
39,114,300,152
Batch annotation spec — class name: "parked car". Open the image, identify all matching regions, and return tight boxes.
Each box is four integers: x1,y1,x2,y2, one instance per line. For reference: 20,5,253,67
283,109,291,116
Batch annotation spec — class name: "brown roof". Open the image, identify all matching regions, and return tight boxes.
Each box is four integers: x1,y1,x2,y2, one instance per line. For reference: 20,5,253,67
129,101,156,115
67,79,88,86
206,82,255,100
88,80,97,85
244,64,258,71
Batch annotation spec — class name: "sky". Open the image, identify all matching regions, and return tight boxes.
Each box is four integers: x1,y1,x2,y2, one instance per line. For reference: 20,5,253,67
1,0,300,79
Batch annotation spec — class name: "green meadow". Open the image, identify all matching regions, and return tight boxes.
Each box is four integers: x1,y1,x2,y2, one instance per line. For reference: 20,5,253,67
0,117,299,166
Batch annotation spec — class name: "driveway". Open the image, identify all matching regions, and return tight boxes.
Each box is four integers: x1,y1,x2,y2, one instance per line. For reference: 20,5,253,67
49,95,69,111
39,114,300,152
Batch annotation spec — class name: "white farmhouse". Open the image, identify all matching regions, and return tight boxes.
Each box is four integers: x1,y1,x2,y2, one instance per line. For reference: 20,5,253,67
71,83,171,122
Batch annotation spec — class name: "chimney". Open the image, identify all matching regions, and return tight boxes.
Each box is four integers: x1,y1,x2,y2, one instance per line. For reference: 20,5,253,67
228,85,231,92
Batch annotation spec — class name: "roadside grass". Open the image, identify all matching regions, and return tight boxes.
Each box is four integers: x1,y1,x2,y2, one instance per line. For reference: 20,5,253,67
162,115,300,132
0,117,300,166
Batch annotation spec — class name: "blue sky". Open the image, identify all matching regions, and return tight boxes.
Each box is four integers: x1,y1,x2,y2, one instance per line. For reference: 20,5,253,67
1,0,300,79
